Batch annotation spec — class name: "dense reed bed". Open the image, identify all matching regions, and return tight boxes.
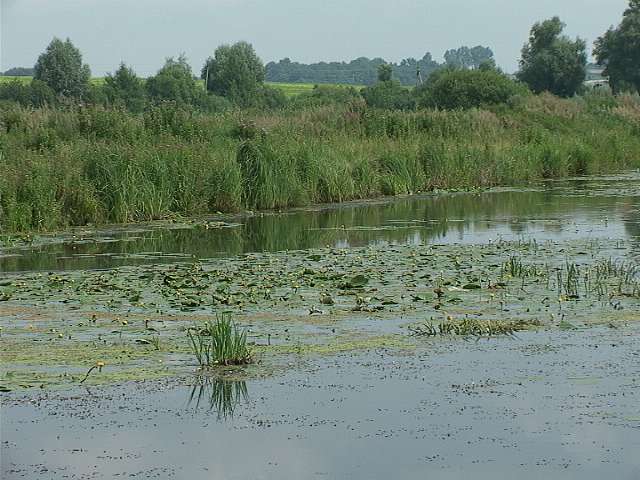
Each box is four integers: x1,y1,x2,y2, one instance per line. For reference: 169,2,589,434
1,92,639,232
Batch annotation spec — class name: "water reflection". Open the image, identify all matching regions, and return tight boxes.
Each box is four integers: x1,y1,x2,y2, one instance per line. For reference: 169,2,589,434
1,174,639,272
187,376,249,419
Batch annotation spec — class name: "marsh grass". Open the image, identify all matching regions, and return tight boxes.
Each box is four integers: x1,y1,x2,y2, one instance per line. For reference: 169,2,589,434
187,313,253,367
410,317,540,338
501,254,640,300
2,93,640,232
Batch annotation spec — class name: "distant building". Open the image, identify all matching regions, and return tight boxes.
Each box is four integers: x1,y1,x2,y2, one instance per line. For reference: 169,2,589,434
584,64,609,90
586,64,605,81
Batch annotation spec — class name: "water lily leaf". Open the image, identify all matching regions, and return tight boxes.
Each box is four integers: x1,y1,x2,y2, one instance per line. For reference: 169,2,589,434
320,294,335,305
462,283,481,290
341,274,369,289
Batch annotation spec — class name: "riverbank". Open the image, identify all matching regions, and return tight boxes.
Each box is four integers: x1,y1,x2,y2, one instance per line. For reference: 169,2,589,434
1,92,640,232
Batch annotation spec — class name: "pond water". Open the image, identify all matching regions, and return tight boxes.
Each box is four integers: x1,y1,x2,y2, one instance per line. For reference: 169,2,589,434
2,172,640,479
1,173,640,273
3,326,640,480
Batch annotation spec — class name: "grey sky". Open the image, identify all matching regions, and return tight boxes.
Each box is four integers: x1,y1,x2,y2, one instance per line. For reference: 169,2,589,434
0,0,628,76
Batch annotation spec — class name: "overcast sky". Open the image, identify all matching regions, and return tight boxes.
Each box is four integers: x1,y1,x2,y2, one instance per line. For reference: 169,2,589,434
0,0,628,76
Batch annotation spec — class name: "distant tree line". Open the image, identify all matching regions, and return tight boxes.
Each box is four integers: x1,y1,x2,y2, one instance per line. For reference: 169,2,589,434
265,47,494,86
2,67,34,76
0,1,638,112
0,39,281,112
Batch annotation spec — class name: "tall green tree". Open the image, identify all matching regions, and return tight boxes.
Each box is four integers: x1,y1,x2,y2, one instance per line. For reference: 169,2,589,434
361,65,414,110
34,38,91,98
146,55,201,105
517,17,587,97
594,0,640,93
202,42,265,107
104,63,146,112
444,46,494,70
377,64,393,82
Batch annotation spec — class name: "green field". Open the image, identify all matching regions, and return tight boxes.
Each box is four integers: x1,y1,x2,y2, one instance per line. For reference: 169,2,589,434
0,75,357,97
0,76,32,84
266,82,315,96
266,82,363,96
0,75,106,85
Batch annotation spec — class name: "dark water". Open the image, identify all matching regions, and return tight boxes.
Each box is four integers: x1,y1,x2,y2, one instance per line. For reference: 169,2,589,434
2,173,640,273
3,327,639,480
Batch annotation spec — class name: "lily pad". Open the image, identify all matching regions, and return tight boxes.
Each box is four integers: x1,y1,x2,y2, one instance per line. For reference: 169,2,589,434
341,274,369,289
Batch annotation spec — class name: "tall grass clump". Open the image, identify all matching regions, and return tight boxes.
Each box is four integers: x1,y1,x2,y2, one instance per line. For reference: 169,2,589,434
187,313,253,367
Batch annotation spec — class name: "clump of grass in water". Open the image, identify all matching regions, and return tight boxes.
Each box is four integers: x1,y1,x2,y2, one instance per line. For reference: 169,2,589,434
410,317,540,338
501,256,545,278
187,313,253,367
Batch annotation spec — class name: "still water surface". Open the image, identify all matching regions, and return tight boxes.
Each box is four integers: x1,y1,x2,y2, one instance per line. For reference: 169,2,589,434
2,173,640,272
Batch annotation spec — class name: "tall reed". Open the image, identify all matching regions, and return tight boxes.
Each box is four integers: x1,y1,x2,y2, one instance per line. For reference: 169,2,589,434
2,93,640,232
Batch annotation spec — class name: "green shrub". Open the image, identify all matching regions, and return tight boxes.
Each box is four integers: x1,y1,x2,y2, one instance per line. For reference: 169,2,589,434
416,68,529,110
361,81,414,110
291,85,362,108
0,80,57,108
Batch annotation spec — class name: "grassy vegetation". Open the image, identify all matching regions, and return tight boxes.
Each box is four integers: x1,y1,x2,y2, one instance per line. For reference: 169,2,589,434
1,91,639,232
187,314,253,367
